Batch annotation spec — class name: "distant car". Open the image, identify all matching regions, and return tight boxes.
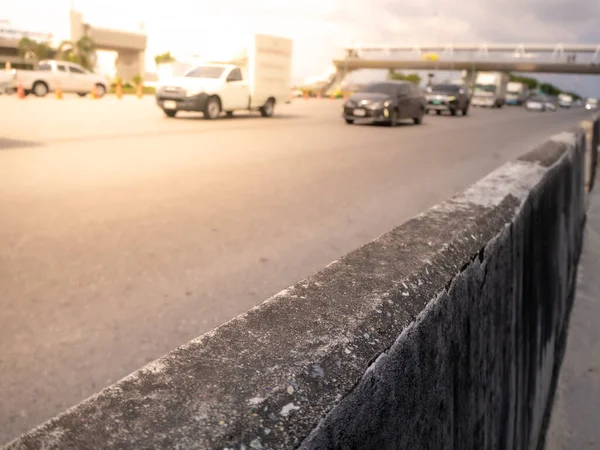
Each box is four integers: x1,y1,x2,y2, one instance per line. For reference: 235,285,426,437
525,96,548,112
545,97,558,111
425,83,470,116
342,81,425,126
586,98,598,110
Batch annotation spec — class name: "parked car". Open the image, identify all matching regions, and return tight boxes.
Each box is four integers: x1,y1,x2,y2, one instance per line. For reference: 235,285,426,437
525,95,549,112
342,81,425,126
0,68,16,94
12,60,108,97
586,98,598,110
425,83,470,116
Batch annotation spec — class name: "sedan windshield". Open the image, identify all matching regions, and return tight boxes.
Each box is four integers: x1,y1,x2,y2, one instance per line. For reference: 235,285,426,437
358,83,397,96
184,66,225,79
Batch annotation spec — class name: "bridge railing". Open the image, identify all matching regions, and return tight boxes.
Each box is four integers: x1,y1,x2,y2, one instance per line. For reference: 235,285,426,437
6,116,599,450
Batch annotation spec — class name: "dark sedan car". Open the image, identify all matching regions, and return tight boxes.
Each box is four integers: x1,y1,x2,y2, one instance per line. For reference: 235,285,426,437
342,81,426,126
425,83,470,116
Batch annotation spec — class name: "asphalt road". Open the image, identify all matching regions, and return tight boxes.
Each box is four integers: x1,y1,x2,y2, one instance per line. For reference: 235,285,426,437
0,94,592,444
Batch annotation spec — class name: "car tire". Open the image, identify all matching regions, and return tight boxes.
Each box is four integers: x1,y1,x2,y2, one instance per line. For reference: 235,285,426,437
204,96,221,120
77,92,87,97
164,109,177,118
436,110,441,115
32,81,48,97
225,111,233,118
95,84,106,98
450,108,457,116
345,118,354,124
260,98,275,117
413,112,423,125
462,106,469,116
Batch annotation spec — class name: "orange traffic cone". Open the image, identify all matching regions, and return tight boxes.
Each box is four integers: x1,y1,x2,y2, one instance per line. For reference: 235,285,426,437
91,84,98,99
317,91,322,99
136,83,142,99
303,90,308,101
17,83,25,99
116,82,123,99
55,86,63,100
330,92,335,100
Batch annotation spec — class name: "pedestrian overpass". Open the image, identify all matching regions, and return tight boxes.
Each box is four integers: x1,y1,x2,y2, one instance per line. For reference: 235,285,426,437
322,43,600,95
70,9,147,81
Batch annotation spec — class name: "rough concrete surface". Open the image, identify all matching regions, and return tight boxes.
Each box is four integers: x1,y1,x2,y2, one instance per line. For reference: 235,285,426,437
545,180,600,450
1,96,591,444
4,122,587,448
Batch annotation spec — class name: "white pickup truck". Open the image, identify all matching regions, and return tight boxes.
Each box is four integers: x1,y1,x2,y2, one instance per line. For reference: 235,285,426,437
155,34,293,119
13,60,108,97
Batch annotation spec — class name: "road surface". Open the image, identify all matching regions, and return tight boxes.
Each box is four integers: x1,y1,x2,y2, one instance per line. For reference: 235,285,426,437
0,94,592,444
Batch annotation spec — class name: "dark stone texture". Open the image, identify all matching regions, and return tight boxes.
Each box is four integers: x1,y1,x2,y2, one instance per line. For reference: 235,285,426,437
5,129,589,450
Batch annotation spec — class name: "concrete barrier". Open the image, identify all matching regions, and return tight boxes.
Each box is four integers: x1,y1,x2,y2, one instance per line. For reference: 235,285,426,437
6,125,594,449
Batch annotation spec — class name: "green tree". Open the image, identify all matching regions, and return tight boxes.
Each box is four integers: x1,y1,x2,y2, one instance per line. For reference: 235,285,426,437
154,51,176,66
539,82,561,96
17,37,52,65
56,36,97,71
388,70,421,85
508,73,538,90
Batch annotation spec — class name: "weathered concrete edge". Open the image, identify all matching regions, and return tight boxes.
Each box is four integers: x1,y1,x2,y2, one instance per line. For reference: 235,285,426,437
300,128,587,449
4,134,581,450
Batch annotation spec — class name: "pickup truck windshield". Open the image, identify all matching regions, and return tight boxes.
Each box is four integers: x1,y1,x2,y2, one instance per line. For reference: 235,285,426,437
474,84,497,93
185,66,225,79
430,84,459,93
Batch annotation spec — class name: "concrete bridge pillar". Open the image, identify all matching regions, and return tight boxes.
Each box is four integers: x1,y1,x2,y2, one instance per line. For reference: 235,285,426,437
116,51,145,81
461,69,477,88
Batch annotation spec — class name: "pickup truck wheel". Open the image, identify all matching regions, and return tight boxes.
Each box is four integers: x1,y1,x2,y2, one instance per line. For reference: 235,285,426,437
163,109,177,118
95,84,106,98
32,81,48,97
204,96,221,120
260,99,275,117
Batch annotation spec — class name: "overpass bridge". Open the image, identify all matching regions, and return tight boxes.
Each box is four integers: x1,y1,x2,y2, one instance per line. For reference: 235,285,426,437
321,42,600,95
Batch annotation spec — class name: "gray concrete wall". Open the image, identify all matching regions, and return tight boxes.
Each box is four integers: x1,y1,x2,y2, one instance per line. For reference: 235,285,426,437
5,126,591,450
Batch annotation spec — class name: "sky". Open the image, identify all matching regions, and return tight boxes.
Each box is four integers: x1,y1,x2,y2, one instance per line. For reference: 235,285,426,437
2,0,599,96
